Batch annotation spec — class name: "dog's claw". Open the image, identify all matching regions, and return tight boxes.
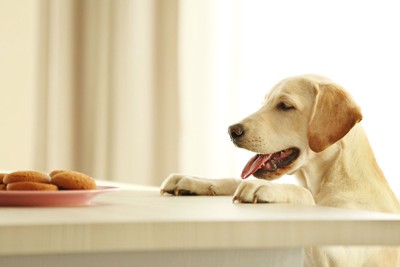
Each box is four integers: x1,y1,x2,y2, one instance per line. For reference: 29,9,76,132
253,196,258,203
232,195,238,203
174,188,180,196
160,189,165,195
209,186,216,196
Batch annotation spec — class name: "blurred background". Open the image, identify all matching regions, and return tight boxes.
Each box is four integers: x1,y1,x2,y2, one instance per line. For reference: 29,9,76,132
0,0,399,197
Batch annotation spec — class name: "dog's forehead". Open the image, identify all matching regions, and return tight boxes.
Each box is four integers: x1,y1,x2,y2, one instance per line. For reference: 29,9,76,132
263,77,315,105
277,77,314,93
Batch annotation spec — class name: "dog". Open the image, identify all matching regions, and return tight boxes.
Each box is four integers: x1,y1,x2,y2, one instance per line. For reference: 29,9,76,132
160,74,400,266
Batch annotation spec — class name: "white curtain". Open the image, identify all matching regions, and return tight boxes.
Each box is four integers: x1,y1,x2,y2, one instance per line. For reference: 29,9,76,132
34,0,180,185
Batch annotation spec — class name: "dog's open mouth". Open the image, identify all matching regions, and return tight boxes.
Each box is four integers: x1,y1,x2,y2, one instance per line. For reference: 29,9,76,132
241,148,300,179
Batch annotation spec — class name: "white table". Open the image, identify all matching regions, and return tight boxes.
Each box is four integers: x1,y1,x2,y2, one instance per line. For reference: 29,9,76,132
1,182,400,267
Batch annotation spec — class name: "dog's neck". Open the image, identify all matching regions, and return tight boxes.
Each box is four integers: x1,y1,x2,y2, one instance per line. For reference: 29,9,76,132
296,124,399,211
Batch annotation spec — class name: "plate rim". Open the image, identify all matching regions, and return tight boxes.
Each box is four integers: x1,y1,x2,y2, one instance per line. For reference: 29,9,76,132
0,185,120,207
0,185,119,195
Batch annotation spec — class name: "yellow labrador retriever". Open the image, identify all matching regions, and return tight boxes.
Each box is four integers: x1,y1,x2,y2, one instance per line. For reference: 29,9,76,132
161,74,400,266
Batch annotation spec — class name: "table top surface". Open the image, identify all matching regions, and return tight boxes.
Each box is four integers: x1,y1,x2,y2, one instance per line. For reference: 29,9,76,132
1,181,400,255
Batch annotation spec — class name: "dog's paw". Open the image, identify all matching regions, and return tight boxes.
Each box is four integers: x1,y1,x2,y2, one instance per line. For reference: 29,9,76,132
233,179,315,205
160,173,217,196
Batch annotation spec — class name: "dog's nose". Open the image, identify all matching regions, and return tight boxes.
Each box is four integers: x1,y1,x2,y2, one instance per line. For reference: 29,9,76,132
228,123,245,140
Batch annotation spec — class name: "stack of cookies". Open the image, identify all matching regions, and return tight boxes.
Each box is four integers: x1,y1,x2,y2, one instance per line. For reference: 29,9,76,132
0,170,97,191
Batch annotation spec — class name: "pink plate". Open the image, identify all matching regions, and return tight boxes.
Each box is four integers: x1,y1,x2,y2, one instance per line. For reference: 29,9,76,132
0,186,119,207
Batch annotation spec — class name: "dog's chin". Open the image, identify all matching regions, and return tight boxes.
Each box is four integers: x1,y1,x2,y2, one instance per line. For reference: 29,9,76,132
243,147,301,181
253,165,296,180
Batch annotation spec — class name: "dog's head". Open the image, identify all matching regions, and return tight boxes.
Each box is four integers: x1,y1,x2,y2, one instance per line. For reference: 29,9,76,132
228,74,362,180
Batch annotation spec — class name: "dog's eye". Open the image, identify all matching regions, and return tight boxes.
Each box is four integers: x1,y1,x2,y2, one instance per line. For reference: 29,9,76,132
277,102,295,111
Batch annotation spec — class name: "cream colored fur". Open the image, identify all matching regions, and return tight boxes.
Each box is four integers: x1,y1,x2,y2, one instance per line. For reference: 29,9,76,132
161,74,400,266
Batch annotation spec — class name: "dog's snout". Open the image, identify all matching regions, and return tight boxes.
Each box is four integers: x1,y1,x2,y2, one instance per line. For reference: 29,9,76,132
228,124,245,140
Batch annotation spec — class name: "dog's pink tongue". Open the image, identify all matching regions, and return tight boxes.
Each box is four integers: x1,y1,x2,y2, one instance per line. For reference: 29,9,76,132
241,154,271,179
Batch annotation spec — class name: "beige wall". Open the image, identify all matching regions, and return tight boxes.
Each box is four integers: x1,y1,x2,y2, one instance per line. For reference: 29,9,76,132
0,0,36,170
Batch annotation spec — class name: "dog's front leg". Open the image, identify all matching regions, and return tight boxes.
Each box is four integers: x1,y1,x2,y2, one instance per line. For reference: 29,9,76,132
233,179,315,205
160,173,241,196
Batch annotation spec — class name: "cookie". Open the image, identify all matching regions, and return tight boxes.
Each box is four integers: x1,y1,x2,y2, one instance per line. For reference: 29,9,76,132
6,182,58,191
0,173,7,184
3,171,51,184
51,170,96,190
49,169,67,177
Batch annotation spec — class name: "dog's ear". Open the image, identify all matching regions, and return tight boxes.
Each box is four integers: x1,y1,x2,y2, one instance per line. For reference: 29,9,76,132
308,83,363,152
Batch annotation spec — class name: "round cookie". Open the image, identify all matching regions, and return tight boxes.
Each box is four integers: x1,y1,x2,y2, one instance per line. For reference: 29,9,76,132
6,182,58,191
0,173,8,184
3,171,50,184
49,169,68,177
51,170,96,190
